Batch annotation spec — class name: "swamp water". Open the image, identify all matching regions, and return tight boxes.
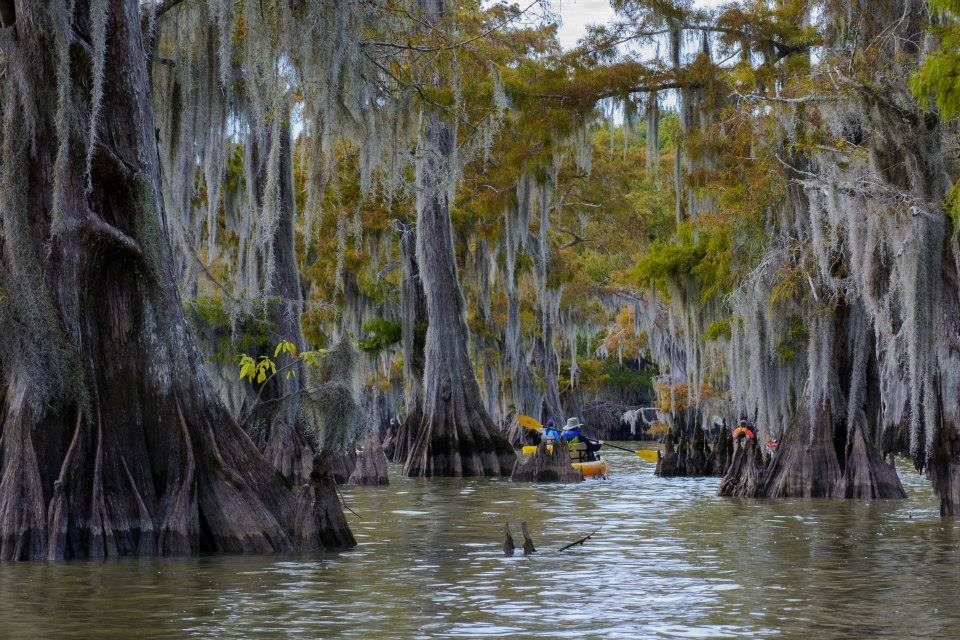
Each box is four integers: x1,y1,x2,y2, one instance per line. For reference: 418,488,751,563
2,445,959,639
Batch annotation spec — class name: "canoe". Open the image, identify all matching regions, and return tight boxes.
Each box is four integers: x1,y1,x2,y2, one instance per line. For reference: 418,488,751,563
518,445,607,478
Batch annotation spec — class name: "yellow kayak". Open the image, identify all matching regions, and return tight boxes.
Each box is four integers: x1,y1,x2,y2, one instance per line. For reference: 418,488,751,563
572,459,608,479
519,445,607,478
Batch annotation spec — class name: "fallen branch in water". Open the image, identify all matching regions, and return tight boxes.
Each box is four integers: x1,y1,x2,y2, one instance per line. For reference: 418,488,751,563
558,528,600,552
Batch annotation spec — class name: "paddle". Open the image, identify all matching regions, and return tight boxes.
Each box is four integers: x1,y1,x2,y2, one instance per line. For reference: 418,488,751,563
582,437,659,462
517,415,660,462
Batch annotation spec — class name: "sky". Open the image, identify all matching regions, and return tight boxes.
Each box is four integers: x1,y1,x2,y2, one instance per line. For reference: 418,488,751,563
555,0,725,49
554,0,617,49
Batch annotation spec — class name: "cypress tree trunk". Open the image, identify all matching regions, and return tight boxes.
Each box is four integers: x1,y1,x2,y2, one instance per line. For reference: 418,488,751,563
243,118,316,485
510,440,581,483
532,181,563,423
669,24,685,223
756,308,903,499
0,0,353,560
717,435,767,497
387,222,426,463
538,294,564,426
505,258,541,422
645,91,659,177
347,429,389,486
402,0,514,477
758,412,842,498
836,421,906,499
656,422,714,477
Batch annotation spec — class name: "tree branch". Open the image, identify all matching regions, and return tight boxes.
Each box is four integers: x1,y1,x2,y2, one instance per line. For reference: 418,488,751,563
83,214,143,258
558,528,600,552
155,0,189,19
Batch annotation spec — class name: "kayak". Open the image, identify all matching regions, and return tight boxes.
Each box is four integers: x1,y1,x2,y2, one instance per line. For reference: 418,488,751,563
518,445,607,479
572,459,608,479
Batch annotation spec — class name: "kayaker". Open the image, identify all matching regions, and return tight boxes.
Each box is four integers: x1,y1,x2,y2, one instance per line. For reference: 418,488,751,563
561,417,603,461
732,418,755,440
542,418,561,443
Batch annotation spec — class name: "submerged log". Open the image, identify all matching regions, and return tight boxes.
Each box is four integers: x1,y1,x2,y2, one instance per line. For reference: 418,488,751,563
510,440,582,483
717,435,767,497
347,431,390,486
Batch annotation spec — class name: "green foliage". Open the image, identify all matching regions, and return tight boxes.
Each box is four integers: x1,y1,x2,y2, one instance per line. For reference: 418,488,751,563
703,318,732,342
239,354,276,384
912,0,960,119
600,359,654,392
632,227,707,299
186,296,274,366
559,356,654,396
238,340,327,384
358,318,402,353
274,339,298,358
775,314,807,363
946,180,960,232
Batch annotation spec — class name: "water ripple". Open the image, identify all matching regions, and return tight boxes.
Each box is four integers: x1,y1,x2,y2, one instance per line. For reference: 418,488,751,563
0,446,957,638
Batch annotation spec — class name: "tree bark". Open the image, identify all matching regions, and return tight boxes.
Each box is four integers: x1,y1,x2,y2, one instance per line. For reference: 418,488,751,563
244,118,317,485
510,441,581,483
717,435,767,497
656,423,716,477
402,0,514,476
836,420,906,499
387,221,426,463
0,0,353,560
645,91,659,178
758,413,841,498
534,183,564,424
347,429,389,486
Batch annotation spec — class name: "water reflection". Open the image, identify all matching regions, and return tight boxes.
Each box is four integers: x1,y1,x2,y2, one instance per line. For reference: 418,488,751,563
0,446,957,638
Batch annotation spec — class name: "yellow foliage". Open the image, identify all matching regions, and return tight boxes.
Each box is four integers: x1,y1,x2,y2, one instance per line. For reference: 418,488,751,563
655,382,720,413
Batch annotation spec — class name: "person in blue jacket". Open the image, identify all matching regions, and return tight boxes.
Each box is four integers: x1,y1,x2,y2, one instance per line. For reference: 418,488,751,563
561,417,603,461
542,418,561,442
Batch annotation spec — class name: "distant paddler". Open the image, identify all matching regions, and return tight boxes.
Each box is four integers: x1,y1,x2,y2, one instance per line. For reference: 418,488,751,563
517,414,659,462
732,419,755,441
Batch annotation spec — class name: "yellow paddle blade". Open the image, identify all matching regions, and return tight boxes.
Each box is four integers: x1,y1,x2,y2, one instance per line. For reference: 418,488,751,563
635,449,659,463
517,415,543,431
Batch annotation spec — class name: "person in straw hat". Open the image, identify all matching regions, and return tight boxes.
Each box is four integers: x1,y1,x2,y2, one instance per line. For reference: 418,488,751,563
561,417,604,461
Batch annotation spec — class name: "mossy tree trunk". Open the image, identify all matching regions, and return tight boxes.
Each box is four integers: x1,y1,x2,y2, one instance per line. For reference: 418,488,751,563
243,117,317,485
402,0,513,477
0,0,353,560
756,305,904,499
387,221,427,463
